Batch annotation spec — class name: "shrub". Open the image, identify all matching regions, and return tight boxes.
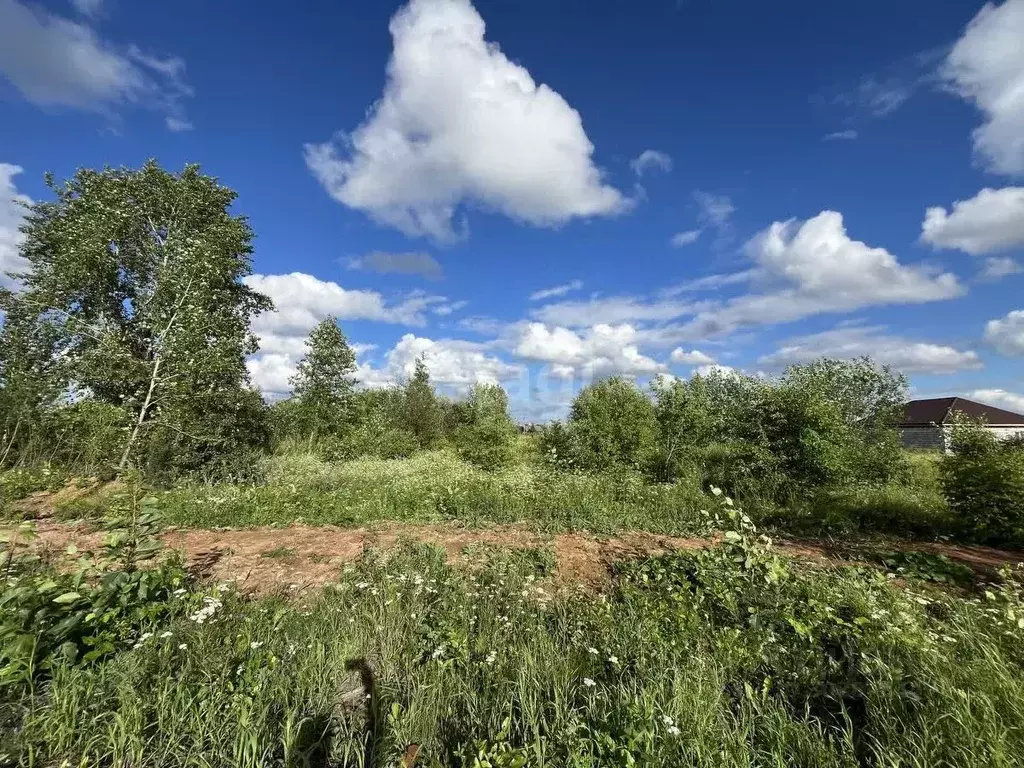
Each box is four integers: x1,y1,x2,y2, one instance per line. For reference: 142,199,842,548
455,419,516,471
453,384,517,471
941,418,1024,546
0,489,190,693
652,359,908,500
698,441,788,504
565,378,659,473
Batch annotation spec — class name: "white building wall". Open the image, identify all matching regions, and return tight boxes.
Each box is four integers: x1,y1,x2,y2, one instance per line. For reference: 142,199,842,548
899,425,1024,452
989,426,1024,442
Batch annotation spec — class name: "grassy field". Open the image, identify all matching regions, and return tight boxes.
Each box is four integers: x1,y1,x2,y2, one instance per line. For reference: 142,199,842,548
5,510,1024,766
26,447,954,542
3,450,1023,766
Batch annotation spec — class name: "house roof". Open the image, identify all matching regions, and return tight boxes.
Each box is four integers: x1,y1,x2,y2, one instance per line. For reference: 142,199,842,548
899,397,1024,427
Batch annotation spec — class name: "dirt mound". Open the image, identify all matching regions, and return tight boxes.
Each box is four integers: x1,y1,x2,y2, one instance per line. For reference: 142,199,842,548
9,479,117,519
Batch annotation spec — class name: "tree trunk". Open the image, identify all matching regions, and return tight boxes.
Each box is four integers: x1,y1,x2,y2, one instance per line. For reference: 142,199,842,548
118,355,162,471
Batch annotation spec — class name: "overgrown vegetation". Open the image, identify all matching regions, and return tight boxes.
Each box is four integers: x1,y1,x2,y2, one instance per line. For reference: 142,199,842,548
941,416,1024,547
3,495,1023,766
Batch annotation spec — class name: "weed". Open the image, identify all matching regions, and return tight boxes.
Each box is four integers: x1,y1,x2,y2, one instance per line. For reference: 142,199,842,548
261,546,298,561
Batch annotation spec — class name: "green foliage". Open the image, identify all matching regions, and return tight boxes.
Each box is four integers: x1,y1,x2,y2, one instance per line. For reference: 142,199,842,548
454,384,518,470
152,450,708,534
870,550,974,587
6,496,1024,766
564,377,660,473
652,358,908,503
941,417,1024,546
0,161,271,478
288,316,357,442
401,358,443,449
343,387,420,460
0,487,189,696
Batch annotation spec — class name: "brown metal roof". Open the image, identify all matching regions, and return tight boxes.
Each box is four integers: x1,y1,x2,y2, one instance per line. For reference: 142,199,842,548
899,397,1024,426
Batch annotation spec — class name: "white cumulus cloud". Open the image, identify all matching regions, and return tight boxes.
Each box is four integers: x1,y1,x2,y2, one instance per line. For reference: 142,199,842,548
242,272,459,395
970,388,1024,414
512,322,664,380
695,363,736,378
670,229,701,247
943,0,1024,175
984,309,1024,356
921,187,1024,254
0,0,192,127
0,163,31,290
980,256,1022,280
372,334,522,388
759,326,982,374
304,0,627,241
667,211,963,340
670,348,715,365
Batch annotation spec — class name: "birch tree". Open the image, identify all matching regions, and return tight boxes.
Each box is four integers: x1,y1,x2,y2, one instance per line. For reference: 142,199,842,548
0,161,271,475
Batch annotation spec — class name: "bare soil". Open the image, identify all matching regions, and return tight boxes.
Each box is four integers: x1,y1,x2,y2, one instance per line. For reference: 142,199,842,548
10,518,1023,595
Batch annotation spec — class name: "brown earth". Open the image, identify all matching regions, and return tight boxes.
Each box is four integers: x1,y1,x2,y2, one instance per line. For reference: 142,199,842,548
9,518,1023,595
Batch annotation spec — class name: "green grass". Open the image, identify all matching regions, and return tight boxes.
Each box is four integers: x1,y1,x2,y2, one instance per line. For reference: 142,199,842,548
39,448,953,543
5,530,1024,767
147,451,713,535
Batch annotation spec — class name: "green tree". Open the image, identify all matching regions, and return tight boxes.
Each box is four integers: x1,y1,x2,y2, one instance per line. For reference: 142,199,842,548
941,416,1024,546
401,358,442,448
0,161,271,476
566,377,659,472
779,357,906,485
289,317,357,443
454,383,517,470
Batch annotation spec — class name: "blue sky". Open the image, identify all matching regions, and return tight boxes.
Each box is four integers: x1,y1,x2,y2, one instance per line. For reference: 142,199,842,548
1,0,1023,419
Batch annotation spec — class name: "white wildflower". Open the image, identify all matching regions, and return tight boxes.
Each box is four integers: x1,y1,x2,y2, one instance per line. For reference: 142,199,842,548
159,631,173,639
667,725,681,736
608,655,619,664
250,641,263,650
587,647,598,655
711,486,723,496
583,677,596,687
485,651,496,664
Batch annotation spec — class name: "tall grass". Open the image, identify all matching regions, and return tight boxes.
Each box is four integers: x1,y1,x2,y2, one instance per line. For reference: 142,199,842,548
6,445,957,543
8,536,1024,767
145,450,712,535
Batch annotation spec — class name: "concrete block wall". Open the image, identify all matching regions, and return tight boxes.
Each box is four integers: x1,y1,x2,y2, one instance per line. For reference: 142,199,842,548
899,426,946,451
899,425,1024,453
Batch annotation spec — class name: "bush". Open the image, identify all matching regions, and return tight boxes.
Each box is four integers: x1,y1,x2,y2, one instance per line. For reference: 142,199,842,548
652,359,908,501
698,441,788,504
453,384,517,471
941,419,1024,546
455,419,516,471
564,378,659,473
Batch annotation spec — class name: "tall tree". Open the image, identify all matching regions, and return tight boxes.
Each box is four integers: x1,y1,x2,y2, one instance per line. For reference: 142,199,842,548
289,316,357,441
0,161,271,474
402,357,441,448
